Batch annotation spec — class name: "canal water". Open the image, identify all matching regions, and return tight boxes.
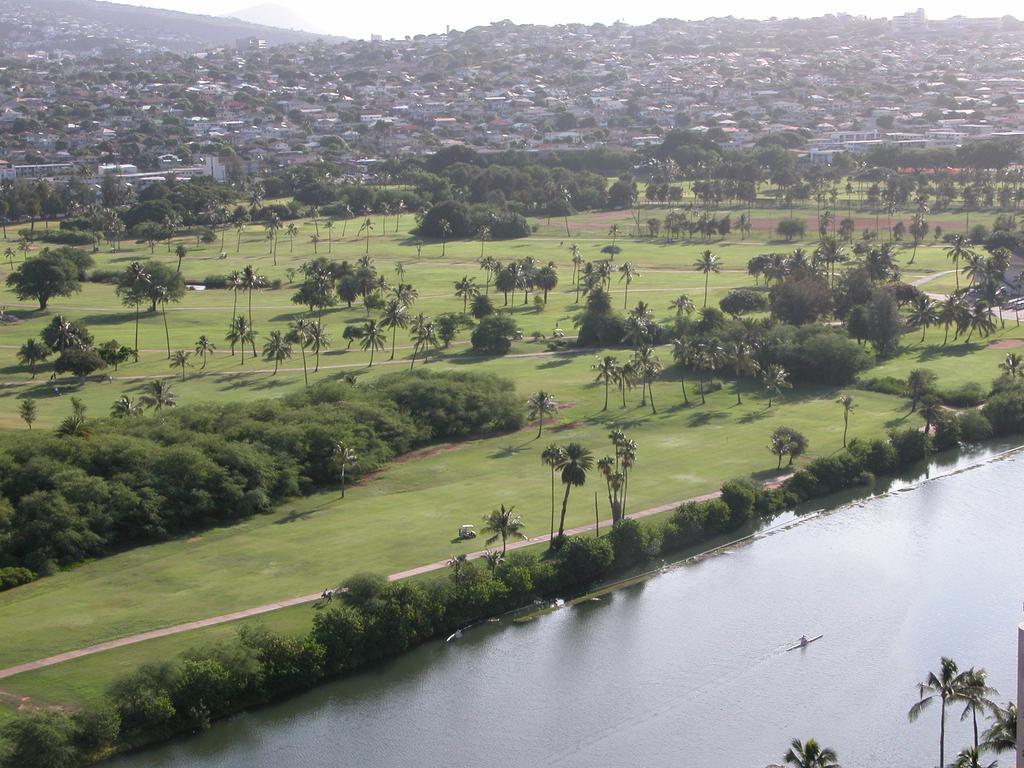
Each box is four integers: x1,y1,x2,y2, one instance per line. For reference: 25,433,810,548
110,444,1024,768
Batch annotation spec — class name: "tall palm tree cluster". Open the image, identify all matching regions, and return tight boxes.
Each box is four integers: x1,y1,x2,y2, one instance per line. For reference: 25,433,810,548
476,254,559,307
908,656,1016,768
781,654,1015,768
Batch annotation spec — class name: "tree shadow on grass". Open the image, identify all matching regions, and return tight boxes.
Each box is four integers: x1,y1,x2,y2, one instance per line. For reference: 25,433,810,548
537,356,575,369
215,373,290,392
489,442,530,459
78,310,149,327
751,467,790,482
687,410,729,427
738,409,771,423
915,342,980,361
275,509,316,524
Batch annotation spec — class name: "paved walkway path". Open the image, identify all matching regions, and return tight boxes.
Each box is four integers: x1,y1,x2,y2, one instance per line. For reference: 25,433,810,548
0,477,788,681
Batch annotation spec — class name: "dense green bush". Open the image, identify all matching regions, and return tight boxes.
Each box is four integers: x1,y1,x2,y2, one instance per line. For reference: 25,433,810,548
938,382,986,408
762,325,872,385
958,410,994,442
856,375,907,396
983,386,1024,435
0,566,35,592
0,371,521,575
888,428,932,465
470,315,519,355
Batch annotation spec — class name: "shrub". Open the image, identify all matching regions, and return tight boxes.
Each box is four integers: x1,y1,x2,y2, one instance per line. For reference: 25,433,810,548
470,315,519,355
888,428,932,465
555,536,614,586
938,382,986,408
958,410,994,442
857,376,906,396
981,387,1024,434
719,288,768,317
702,498,734,534
847,437,898,475
608,518,655,567
574,310,626,348
932,411,962,452
720,479,757,526
0,566,35,591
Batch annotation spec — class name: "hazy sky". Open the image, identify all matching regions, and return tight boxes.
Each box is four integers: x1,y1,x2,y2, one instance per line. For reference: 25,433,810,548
117,0,1020,39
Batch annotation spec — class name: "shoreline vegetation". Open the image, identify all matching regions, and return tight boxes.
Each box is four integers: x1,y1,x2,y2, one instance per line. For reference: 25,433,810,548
4,428,1022,766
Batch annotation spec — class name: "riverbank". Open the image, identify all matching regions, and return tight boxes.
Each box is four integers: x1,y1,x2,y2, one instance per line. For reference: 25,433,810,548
4,428,1011,765
100,439,1024,768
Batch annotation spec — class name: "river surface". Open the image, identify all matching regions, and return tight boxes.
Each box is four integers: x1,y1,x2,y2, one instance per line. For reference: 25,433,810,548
111,445,1024,768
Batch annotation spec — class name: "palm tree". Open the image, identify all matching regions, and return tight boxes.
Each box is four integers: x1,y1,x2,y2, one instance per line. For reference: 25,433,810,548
454,276,479,313
481,504,526,556
945,234,974,291
669,294,695,316
154,285,172,359
762,363,791,407
837,393,856,447
981,701,1017,754
909,294,940,342
633,345,662,413
408,313,437,369
593,355,620,411
726,341,752,405
16,338,49,377
358,217,374,254
553,442,593,544
234,220,246,252
226,315,256,365
438,218,452,257
289,319,312,385
618,261,639,308
307,322,330,373
19,399,37,430
783,738,840,768
540,444,564,543
381,298,409,360
569,243,582,285
670,337,692,405
169,350,192,381
56,397,91,439
139,379,176,411
240,266,264,329
526,391,558,437
286,222,299,252
333,441,358,498
174,243,187,273
324,219,335,253
693,249,721,307
359,319,386,366
122,261,150,359
3,246,15,267
111,394,143,418
194,335,215,369
919,397,943,434
262,330,292,374
964,302,997,342
226,270,242,329
958,667,998,751
950,747,997,768
909,656,970,768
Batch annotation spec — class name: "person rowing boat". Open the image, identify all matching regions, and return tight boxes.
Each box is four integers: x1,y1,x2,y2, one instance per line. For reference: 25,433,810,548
786,633,824,651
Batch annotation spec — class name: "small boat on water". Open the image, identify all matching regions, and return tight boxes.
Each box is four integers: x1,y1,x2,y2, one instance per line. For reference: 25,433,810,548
445,630,462,643
786,634,823,651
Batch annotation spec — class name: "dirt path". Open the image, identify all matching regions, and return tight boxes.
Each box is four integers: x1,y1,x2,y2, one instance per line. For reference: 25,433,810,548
910,270,955,288
0,475,790,682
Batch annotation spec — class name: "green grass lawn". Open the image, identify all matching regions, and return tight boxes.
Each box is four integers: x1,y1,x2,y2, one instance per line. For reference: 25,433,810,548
0,201,1002,716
